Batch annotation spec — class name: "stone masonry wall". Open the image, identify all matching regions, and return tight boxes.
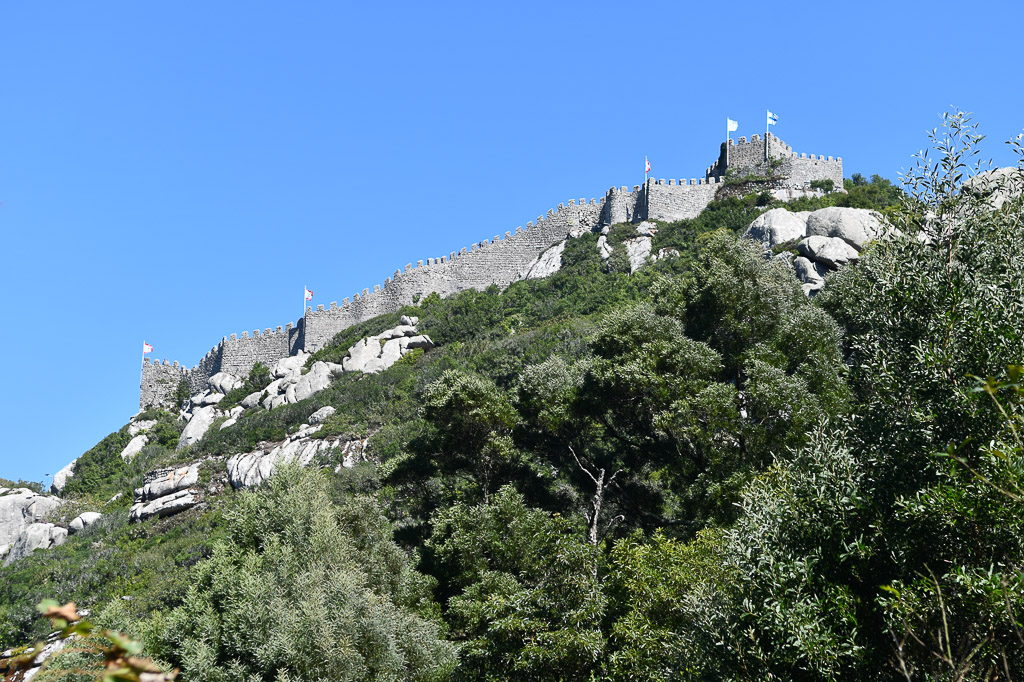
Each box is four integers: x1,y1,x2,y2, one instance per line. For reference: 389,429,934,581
644,177,724,222
304,198,606,351
141,135,844,407
140,359,187,409
706,133,842,191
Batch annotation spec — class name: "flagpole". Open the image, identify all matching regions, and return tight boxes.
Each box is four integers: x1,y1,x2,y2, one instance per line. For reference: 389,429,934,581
726,119,730,170
765,109,769,163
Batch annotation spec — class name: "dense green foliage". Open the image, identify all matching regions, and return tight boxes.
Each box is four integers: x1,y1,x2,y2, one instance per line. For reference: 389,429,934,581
159,466,455,681
3,113,1021,681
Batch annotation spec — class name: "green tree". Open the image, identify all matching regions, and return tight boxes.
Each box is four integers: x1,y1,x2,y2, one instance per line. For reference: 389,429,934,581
428,485,604,681
160,466,455,682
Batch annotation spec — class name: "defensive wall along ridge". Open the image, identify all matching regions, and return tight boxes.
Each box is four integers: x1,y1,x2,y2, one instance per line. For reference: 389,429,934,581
141,133,842,409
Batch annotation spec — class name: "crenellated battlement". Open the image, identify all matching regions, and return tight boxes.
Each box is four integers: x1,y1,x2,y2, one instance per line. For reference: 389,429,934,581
705,132,843,191
141,132,843,409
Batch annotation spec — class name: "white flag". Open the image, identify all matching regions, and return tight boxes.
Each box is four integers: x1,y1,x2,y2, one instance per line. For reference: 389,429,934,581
645,156,651,173
767,110,778,126
304,287,314,301
727,118,738,132
142,342,153,354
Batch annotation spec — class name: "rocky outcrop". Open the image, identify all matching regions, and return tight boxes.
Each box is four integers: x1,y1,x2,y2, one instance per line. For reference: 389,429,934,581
127,419,157,437
964,167,1024,211
120,434,149,461
0,488,62,549
335,321,432,377
309,406,336,424
624,237,652,273
50,459,78,495
793,256,828,296
744,206,892,295
128,463,202,523
744,208,810,248
525,241,566,279
227,426,369,489
3,523,67,566
261,356,344,410
178,405,219,449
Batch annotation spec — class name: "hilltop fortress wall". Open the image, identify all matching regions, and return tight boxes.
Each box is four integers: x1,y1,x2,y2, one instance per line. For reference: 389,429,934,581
706,132,844,189
141,134,842,409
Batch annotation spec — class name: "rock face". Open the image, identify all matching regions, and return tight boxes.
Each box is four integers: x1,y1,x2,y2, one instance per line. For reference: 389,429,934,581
805,207,886,250
624,237,652,273
0,488,62,549
178,405,219,449
525,240,566,279
3,523,67,566
743,205,893,295
127,419,157,437
128,463,202,523
227,427,370,489
744,208,809,247
120,434,149,461
964,167,1024,211
50,458,78,495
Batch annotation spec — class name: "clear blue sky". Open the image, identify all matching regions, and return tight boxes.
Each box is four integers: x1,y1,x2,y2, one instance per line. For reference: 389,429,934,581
1,1,1021,485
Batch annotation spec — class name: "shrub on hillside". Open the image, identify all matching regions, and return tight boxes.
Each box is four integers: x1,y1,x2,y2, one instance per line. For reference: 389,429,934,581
159,466,455,681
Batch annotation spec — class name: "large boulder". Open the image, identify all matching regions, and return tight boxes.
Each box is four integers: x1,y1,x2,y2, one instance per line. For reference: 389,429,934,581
178,405,218,449
805,207,886,251
50,458,78,495
208,371,243,395
127,419,157,437
120,434,148,461
128,489,199,524
342,338,376,373
240,390,264,409
136,464,200,502
68,511,102,534
964,167,1024,211
128,463,202,523
744,208,809,247
0,488,62,548
624,236,652,273
793,256,828,286
272,353,308,379
797,235,860,269
379,338,404,368
3,523,67,566
292,364,332,403
403,335,434,351
309,406,336,425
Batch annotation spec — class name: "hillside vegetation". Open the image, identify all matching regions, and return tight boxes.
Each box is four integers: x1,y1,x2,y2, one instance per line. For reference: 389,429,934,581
3,113,1023,681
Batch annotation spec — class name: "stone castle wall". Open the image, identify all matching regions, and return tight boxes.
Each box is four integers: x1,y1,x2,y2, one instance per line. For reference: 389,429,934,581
141,134,844,409
140,360,188,409
706,133,843,190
